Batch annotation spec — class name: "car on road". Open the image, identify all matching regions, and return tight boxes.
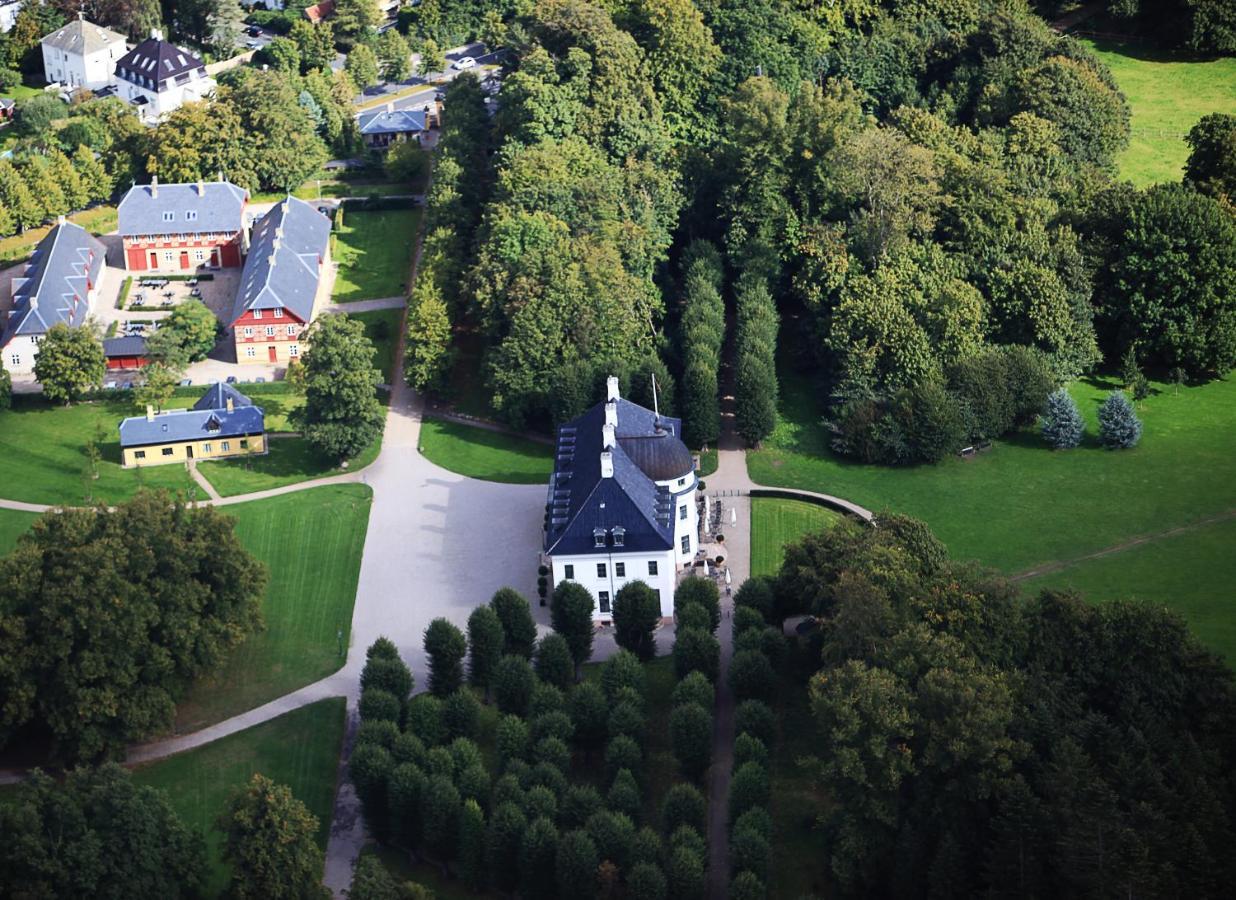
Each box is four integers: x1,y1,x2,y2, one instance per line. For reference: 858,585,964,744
453,56,476,70
246,39,261,49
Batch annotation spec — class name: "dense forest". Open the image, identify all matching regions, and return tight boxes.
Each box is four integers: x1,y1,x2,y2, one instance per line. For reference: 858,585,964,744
406,0,1236,463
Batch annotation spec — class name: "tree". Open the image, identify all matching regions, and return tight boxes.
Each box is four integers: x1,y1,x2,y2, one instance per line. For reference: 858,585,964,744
291,20,336,73
32,322,104,404
423,617,467,696
729,649,776,703
1016,55,1130,172
377,28,411,83
421,773,461,862
1098,391,1143,449
629,861,668,900
134,362,180,413
418,38,445,78
292,314,384,460
661,782,706,833
535,632,576,690
492,654,535,716
670,702,713,780
1185,113,1236,204
346,44,380,89
601,649,645,702
333,0,379,44
19,95,69,138
208,0,246,56
486,801,528,892
608,767,642,821
1041,389,1084,449
556,829,600,899
727,762,769,823
467,606,504,699
551,581,596,678
458,798,487,890
163,299,219,361
361,642,413,704
0,764,206,899
673,671,715,710
0,160,42,231
219,774,329,900
490,587,537,658
262,36,301,75
519,816,560,898
730,870,766,900
673,628,720,682
667,844,705,900
570,680,609,749
350,741,394,840
72,144,112,203
675,578,720,633
613,580,661,660
0,367,10,411
45,149,88,211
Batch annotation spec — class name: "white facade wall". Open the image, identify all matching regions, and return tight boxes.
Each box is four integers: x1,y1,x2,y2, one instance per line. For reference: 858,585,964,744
0,1,22,34
658,468,700,564
42,37,127,91
2,333,39,376
551,548,678,623
120,74,216,121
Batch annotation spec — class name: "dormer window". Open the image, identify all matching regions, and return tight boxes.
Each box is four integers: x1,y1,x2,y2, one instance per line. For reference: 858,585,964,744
273,308,283,318
185,211,197,221
593,528,606,548
161,211,174,222
612,527,625,547
253,309,263,319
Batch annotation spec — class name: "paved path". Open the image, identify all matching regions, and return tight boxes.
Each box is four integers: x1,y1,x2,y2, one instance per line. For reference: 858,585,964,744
189,463,222,502
324,296,407,314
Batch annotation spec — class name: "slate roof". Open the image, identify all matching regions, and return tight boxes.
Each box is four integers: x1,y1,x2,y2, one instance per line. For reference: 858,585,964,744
41,18,127,56
358,108,427,136
1,222,104,347
230,196,331,325
115,36,206,92
544,394,687,557
119,385,264,448
194,381,252,412
118,180,247,237
102,335,148,357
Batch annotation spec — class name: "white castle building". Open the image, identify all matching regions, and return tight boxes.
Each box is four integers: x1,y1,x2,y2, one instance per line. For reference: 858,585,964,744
543,377,700,621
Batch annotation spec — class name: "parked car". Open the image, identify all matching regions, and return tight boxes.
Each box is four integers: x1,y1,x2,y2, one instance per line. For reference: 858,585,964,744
246,25,262,37
246,40,261,50
179,379,192,387
104,380,118,390
453,56,476,70
255,377,267,383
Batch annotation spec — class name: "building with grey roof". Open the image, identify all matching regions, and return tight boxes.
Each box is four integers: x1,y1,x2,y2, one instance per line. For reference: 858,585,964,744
115,28,214,121
230,196,332,366
357,107,428,149
1,220,105,376
41,16,128,91
119,383,267,467
118,177,248,271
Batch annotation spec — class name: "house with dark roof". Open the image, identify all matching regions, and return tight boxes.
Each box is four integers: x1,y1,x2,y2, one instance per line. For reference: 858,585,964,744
119,382,266,467
357,106,429,149
114,28,214,121
230,195,331,366
103,334,149,370
41,16,128,92
117,177,249,271
1,219,105,376
544,377,700,622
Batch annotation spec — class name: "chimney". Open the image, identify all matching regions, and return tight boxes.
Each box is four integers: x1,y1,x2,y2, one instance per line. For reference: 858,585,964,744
606,375,619,402
149,175,157,198
604,401,617,428
196,180,204,197
386,101,394,113
600,451,614,478
602,422,616,449
56,214,65,226
151,27,163,41
226,396,234,413
145,404,155,422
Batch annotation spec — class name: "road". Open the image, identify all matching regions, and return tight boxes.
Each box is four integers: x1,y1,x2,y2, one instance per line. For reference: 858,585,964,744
351,42,505,112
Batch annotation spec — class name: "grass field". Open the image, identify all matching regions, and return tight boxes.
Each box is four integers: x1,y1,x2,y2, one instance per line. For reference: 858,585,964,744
1081,38,1236,185
332,209,422,302
352,306,404,384
419,418,554,484
132,698,346,898
0,509,37,555
748,370,1236,576
1021,516,1236,666
0,396,205,505
200,436,381,497
173,485,372,730
750,498,843,578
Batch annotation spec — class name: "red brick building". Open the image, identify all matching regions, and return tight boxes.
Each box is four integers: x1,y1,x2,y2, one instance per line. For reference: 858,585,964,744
117,178,248,272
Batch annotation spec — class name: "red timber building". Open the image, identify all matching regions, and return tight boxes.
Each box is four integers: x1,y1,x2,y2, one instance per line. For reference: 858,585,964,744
230,196,332,365
117,177,248,272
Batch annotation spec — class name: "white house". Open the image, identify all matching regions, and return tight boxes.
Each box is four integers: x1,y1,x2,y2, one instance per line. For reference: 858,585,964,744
544,377,700,622
114,29,215,122
0,0,23,34
1,219,105,377
41,16,128,92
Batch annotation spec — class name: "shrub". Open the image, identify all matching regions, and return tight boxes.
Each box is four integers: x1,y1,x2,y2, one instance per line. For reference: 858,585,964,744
358,688,400,724
675,579,720,632
1041,388,1084,449
729,649,776,702
601,649,645,701
728,762,769,822
613,580,662,660
672,671,715,710
535,633,576,690
1098,390,1143,449
493,655,535,716
735,700,775,744
661,783,706,834
673,628,720,682
670,702,714,780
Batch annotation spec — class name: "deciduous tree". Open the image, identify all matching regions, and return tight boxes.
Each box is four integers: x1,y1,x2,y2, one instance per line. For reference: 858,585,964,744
219,774,329,899
292,314,384,460
423,617,467,696
32,322,104,404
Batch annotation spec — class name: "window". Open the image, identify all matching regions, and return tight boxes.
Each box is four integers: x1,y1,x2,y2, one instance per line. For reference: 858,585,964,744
678,477,686,486
221,441,231,451
161,211,174,222
593,528,606,548
243,326,253,337
203,443,212,452
161,447,174,456
246,347,256,358
186,210,198,221
648,561,658,576
289,345,299,357
134,450,146,459
240,439,248,449
9,354,18,366
598,591,611,613
615,562,625,577
273,308,283,318
596,563,607,579
265,326,275,337
253,309,263,319
564,564,574,580
612,526,625,547
679,504,688,521
681,535,691,554
286,325,295,336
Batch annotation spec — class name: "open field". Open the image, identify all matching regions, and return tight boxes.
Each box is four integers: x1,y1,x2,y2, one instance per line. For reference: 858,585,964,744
0,396,205,505
1021,516,1236,666
749,370,1236,576
173,485,372,730
331,209,421,302
132,698,346,898
419,417,553,484
0,509,37,555
1081,38,1236,185
750,498,843,578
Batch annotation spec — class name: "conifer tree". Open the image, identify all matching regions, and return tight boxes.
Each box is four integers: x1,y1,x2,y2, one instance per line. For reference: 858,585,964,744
458,798,487,890
1040,388,1084,449
1098,390,1143,449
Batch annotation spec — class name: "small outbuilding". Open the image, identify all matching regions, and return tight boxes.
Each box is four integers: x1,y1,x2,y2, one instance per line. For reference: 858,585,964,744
103,334,149,370
119,382,266,467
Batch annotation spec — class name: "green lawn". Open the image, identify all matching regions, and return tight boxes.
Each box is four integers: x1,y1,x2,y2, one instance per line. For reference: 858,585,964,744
0,509,37,555
419,418,554,484
200,436,381,498
1081,38,1236,185
1021,516,1236,667
352,306,404,384
332,209,422,302
748,370,1236,575
750,498,843,578
132,698,346,898
0,396,204,505
173,485,372,730
697,447,718,478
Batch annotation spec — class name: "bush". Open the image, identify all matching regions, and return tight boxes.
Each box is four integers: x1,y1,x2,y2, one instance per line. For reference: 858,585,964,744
734,700,775,744
728,762,769,822
672,671,715,710
1098,390,1142,449
493,655,535,716
1041,388,1084,449
601,649,645,701
358,688,400,724
674,628,720,682
535,633,576,690
729,649,776,703
661,783,706,834
670,702,714,780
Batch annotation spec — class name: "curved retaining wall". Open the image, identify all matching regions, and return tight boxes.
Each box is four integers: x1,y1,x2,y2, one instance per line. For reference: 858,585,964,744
748,487,875,523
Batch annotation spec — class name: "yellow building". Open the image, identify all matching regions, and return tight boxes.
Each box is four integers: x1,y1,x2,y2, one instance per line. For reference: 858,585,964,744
119,383,267,468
